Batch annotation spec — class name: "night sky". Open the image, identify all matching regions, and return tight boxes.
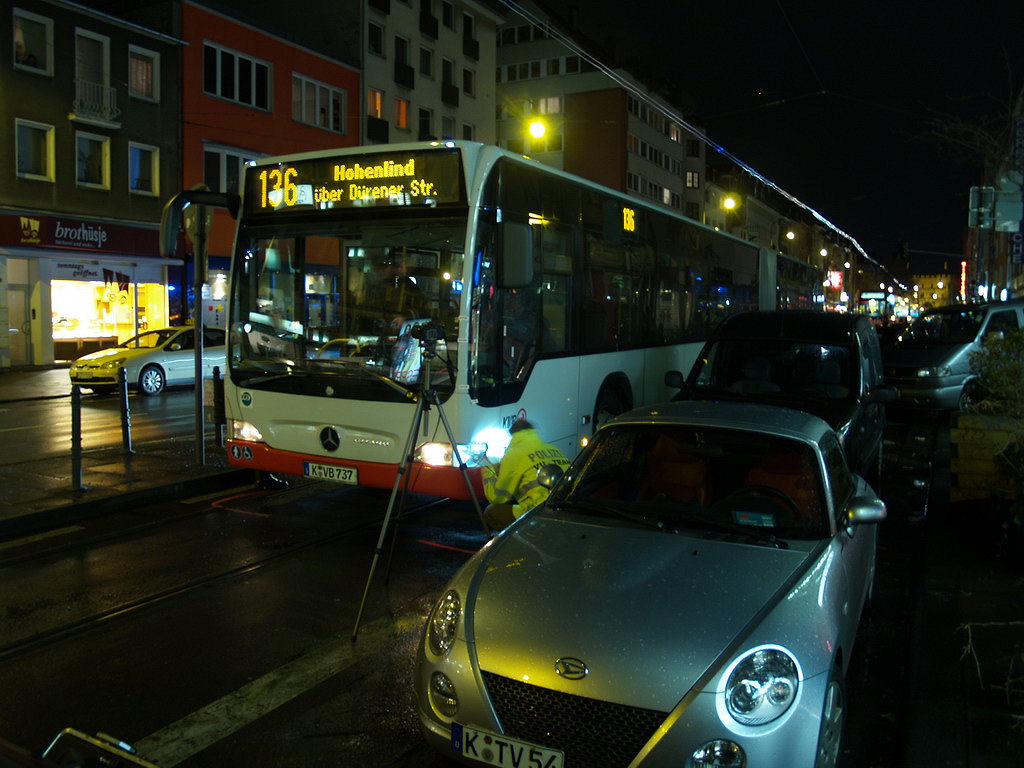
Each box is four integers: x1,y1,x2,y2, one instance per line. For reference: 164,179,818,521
530,0,1024,265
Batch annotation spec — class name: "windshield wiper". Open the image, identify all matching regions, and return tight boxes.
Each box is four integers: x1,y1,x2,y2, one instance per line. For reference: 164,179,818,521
667,510,788,548
547,499,667,531
310,358,414,397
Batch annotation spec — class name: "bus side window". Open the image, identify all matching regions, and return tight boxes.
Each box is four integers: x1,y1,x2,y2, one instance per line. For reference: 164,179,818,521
541,226,572,354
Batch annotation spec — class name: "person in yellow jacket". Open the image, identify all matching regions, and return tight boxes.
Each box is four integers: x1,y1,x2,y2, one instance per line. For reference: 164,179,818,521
482,418,572,530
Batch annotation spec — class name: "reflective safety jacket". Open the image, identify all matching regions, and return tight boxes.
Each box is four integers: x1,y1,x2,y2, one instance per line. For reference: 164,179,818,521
482,428,572,519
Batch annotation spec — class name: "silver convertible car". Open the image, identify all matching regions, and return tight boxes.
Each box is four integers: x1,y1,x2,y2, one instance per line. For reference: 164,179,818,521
415,400,886,768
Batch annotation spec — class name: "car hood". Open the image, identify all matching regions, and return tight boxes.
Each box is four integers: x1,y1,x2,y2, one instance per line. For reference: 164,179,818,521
73,346,152,364
468,514,816,712
885,343,967,368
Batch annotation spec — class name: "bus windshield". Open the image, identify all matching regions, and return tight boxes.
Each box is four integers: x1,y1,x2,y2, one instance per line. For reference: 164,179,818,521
229,217,466,403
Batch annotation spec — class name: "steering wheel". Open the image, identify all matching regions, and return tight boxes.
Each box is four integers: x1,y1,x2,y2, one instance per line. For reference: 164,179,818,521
711,484,801,519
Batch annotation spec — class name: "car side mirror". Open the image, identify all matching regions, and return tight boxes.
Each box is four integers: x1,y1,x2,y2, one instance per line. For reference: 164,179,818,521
664,370,685,389
537,463,564,489
169,343,182,351
846,495,887,526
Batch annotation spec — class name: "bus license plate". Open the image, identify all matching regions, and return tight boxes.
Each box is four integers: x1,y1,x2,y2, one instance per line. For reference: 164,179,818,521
303,462,357,484
451,723,563,768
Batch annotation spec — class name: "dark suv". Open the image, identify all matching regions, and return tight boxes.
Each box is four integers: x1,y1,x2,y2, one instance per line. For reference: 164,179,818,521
666,311,898,483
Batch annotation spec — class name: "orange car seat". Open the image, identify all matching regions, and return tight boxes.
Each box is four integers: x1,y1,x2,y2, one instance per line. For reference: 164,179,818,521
743,448,821,522
637,434,711,506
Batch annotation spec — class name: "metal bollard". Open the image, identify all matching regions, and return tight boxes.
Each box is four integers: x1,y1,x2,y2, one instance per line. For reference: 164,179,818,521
118,367,134,454
212,365,226,447
71,385,84,490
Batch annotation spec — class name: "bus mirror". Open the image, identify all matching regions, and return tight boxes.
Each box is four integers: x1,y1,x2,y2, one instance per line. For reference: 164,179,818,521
159,190,241,259
499,222,534,288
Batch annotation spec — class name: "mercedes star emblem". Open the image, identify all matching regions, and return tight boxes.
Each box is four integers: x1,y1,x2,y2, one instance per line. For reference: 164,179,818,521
320,426,341,452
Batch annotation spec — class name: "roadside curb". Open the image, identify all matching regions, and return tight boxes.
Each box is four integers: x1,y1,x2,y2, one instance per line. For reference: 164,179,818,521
0,394,71,404
0,468,255,542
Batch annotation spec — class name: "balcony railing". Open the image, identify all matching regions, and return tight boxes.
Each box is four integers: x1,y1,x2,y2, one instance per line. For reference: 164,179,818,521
73,79,121,124
420,13,438,39
441,81,459,107
463,36,479,61
367,116,390,144
394,61,414,89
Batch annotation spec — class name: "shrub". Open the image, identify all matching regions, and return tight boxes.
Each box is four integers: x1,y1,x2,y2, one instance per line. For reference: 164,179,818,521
968,327,1024,418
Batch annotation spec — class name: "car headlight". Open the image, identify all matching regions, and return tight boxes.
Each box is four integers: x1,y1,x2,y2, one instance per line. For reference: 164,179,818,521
916,365,951,378
100,360,123,369
429,671,459,717
427,589,461,657
725,647,799,726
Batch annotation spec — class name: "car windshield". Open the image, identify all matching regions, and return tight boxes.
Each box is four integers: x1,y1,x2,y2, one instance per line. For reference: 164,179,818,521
118,329,179,349
548,424,830,541
693,338,853,401
897,309,984,346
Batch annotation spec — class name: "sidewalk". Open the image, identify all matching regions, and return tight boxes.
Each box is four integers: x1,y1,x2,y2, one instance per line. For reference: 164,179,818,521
0,366,250,538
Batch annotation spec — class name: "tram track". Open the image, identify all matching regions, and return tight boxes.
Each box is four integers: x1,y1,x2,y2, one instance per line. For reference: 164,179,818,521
0,495,452,663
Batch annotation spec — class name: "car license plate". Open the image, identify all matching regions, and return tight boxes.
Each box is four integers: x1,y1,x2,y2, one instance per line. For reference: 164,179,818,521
451,723,563,768
76,371,92,379
303,462,357,484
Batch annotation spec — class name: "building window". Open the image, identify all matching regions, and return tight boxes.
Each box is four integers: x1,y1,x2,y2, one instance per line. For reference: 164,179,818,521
15,119,54,181
418,107,432,140
395,35,410,66
420,46,433,77
13,8,53,75
367,87,384,119
546,58,560,76
442,1,455,29
442,57,454,86
203,42,271,110
394,97,409,129
204,145,258,195
685,170,700,188
462,67,474,96
76,131,110,189
292,74,347,133
686,138,701,158
441,115,454,139
128,45,159,101
499,28,515,46
368,23,384,57
536,95,561,114
462,123,474,141
128,142,158,195
686,201,700,220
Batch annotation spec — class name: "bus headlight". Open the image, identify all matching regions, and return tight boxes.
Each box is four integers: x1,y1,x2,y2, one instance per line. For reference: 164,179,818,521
414,442,488,467
229,420,264,442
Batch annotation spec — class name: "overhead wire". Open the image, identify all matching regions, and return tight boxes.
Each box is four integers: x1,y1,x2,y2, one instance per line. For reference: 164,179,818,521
497,0,885,269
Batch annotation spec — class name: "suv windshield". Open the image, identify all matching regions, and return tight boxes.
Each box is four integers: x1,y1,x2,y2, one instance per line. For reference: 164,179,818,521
898,309,984,346
229,218,465,402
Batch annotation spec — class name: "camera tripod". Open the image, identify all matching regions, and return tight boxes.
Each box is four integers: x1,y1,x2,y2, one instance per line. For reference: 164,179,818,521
352,333,490,641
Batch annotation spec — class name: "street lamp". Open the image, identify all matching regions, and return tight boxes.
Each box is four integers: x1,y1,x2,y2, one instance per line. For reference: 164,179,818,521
528,119,546,139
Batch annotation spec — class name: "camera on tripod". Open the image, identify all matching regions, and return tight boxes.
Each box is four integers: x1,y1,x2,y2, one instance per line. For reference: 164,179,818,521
409,321,446,343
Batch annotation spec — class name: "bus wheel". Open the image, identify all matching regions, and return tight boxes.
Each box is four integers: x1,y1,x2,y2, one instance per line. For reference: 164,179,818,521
593,388,625,433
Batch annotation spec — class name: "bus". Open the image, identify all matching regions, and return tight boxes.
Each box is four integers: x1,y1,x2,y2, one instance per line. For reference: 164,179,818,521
163,141,821,498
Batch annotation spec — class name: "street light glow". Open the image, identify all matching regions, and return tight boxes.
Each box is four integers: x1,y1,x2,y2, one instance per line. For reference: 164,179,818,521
528,120,546,138
786,231,795,240
723,196,737,210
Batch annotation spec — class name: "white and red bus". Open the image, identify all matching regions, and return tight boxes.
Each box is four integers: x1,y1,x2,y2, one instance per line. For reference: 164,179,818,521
164,141,820,498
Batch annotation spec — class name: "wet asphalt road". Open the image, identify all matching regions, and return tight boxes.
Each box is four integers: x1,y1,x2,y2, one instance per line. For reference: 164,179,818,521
0,409,942,768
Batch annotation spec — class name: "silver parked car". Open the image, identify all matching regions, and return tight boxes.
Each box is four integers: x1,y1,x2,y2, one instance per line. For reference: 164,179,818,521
416,400,885,768
69,326,226,396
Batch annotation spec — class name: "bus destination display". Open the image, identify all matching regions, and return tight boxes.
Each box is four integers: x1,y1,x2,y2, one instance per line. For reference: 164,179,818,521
245,149,465,214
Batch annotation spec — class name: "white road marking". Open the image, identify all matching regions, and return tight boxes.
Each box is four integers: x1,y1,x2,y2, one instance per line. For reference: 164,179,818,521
0,525,85,550
136,609,424,767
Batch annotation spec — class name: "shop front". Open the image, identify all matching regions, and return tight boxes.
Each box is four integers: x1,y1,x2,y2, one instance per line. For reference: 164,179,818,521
0,213,179,368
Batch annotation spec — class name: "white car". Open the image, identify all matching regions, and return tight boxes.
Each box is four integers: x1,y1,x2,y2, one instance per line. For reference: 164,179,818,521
416,400,886,768
69,326,226,395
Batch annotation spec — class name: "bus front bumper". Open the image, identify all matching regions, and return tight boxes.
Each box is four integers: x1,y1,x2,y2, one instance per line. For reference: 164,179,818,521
225,439,486,500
